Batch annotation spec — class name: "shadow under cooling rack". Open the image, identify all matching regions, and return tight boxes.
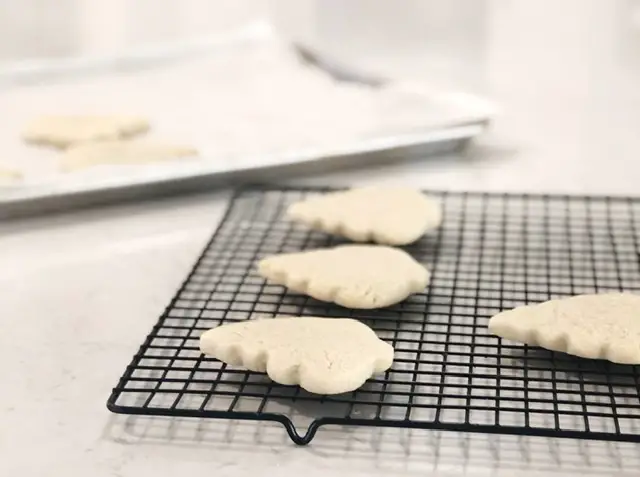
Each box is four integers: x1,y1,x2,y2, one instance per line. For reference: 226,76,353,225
107,186,640,445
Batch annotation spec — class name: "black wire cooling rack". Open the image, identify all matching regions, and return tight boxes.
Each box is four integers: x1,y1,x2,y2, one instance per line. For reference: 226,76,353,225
107,186,640,445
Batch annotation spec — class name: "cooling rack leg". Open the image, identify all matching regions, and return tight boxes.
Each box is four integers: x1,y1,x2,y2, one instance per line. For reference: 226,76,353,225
281,420,321,445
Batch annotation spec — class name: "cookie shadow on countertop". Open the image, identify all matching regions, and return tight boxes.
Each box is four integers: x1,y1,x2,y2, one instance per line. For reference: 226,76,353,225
105,370,403,447
232,372,392,423
503,347,640,388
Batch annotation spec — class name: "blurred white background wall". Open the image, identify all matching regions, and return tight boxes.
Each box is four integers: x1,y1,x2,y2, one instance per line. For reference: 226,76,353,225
3,0,640,102
0,0,489,100
0,0,268,60
273,0,488,92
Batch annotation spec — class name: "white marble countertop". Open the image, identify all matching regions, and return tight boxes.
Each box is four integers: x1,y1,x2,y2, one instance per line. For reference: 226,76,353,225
3,1,640,476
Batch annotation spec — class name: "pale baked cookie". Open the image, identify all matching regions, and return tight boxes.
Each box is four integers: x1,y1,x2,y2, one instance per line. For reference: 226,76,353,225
199,316,394,394
60,140,197,171
22,115,149,148
286,186,442,245
0,168,21,182
488,293,640,364
258,245,429,309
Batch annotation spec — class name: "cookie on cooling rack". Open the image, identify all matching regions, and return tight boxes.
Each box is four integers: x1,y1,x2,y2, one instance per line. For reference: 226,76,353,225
258,244,429,309
199,316,394,395
286,186,442,245
488,293,640,364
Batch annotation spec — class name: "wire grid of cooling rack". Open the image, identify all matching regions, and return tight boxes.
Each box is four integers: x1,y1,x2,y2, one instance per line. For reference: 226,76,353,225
107,186,640,445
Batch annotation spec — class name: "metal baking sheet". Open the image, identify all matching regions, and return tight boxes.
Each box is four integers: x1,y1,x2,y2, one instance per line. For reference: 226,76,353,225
0,22,493,218
0,125,480,218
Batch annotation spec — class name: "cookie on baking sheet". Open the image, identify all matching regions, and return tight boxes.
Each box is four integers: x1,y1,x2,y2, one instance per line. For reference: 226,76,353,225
60,140,197,171
258,244,429,309
286,186,442,245
199,316,394,395
488,293,640,364
0,168,21,182
22,115,149,148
